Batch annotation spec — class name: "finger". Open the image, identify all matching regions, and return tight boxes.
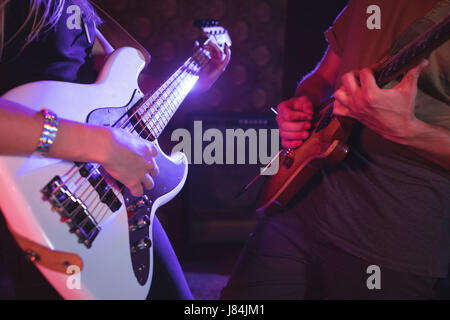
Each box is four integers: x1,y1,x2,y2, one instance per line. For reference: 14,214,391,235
143,155,158,177
212,43,231,72
277,101,313,121
399,59,429,91
129,182,144,197
276,111,312,123
142,173,155,191
149,159,159,178
333,87,353,117
341,71,365,111
204,43,221,61
282,139,304,149
359,68,381,103
333,99,352,117
341,70,361,97
148,143,158,157
292,97,314,114
334,87,352,106
279,130,310,141
222,43,231,66
279,120,311,132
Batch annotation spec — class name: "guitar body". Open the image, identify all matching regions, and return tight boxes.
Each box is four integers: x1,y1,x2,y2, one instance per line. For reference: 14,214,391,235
256,110,353,215
0,47,188,299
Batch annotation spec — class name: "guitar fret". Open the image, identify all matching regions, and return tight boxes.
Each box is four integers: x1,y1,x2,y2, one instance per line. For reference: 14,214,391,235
133,47,209,139
374,14,449,87
145,99,162,138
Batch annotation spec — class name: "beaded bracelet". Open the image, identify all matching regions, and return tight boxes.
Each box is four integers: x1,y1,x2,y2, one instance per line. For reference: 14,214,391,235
36,108,59,156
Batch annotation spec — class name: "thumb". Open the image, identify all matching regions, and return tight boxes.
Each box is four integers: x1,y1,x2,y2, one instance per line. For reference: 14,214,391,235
399,59,428,90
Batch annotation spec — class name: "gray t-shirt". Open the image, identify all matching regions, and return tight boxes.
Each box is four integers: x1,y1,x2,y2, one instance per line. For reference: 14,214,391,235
295,0,450,277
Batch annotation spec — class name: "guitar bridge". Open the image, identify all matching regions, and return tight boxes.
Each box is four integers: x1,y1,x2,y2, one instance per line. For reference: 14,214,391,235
41,176,101,248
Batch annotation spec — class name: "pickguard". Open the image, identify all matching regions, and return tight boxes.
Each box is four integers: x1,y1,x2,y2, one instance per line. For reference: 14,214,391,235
85,91,187,286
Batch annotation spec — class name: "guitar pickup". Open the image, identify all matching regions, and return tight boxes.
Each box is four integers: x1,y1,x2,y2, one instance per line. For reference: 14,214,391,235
77,163,122,212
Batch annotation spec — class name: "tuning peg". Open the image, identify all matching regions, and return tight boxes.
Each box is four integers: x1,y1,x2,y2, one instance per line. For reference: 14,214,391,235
193,19,206,28
193,18,220,29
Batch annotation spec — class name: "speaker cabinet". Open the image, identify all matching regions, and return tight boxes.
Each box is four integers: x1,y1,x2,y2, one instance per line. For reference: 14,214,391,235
182,112,278,244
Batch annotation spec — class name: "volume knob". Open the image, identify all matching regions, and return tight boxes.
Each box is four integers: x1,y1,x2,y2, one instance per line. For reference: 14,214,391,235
131,237,152,254
126,195,151,213
129,215,151,232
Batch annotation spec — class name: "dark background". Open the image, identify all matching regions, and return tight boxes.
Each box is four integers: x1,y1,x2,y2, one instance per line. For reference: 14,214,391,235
91,0,347,299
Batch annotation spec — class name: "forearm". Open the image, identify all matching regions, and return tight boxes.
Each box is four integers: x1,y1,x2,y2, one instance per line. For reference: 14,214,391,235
0,98,109,164
404,119,450,171
294,73,334,108
0,98,160,197
294,47,341,109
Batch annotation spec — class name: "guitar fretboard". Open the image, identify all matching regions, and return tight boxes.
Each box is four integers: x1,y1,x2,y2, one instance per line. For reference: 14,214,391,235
375,14,449,87
132,47,211,139
315,14,449,134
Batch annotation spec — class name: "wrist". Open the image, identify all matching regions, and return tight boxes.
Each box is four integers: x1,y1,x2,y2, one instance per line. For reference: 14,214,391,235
59,121,112,165
87,125,113,165
400,118,430,147
35,109,59,156
294,73,332,108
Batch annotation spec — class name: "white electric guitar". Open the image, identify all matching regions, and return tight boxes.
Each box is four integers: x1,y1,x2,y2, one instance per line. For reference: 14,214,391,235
0,20,231,300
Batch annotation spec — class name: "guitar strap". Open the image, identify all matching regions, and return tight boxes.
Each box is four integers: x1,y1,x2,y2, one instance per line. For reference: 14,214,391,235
90,1,151,64
389,0,449,56
9,228,84,274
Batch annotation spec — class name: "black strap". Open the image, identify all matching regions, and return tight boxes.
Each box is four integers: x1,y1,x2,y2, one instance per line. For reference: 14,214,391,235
90,1,151,64
389,0,449,56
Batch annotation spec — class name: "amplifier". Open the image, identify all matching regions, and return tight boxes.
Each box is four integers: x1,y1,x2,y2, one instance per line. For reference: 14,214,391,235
179,112,279,244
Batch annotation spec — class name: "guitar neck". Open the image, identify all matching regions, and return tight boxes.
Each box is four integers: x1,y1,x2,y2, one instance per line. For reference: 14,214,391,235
314,14,449,134
374,14,449,87
133,47,210,139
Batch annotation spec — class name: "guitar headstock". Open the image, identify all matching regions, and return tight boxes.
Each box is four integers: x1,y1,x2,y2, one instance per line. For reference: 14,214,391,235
194,19,232,53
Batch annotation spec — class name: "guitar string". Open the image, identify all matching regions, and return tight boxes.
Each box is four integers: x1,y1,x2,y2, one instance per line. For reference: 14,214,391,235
124,46,207,136
93,51,209,223
57,46,206,203
60,55,202,221
53,54,199,221
93,53,208,223
59,65,197,225
52,46,208,203
60,47,209,224
90,66,200,221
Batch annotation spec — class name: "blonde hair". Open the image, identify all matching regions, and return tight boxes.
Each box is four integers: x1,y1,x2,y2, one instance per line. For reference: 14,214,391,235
0,0,100,59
